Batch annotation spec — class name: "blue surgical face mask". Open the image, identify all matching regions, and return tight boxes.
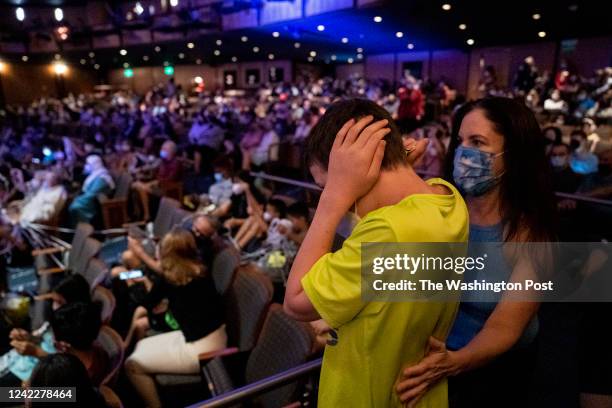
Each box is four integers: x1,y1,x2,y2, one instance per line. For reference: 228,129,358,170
160,150,169,160
214,172,224,182
453,145,504,197
550,155,568,169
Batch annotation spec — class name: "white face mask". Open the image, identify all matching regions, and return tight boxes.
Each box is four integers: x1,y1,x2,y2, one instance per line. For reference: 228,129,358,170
263,211,273,222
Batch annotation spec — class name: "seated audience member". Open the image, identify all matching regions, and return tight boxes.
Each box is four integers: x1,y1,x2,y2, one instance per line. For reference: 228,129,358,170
188,113,225,174
233,198,287,250
181,214,226,270
284,99,468,407
17,170,66,225
241,119,279,170
49,302,109,386
201,156,234,218
0,274,91,387
28,354,108,408
125,227,226,408
68,155,115,225
132,140,182,221
577,148,612,199
543,89,568,113
569,130,599,175
583,118,601,153
550,143,583,193
281,202,311,246
542,125,563,153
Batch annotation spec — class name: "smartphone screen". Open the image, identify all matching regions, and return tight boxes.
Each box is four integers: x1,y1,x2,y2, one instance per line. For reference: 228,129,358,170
119,270,144,280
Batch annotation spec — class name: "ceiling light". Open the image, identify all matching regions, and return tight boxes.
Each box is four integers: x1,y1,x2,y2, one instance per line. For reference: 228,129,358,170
268,53,275,60
466,38,475,45
396,32,404,38
348,58,354,64
53,61,68,75
308,57,314,62
154,46,161,52
538,31,546,38
119,49,127,56
532,13,541,20
253,46,260,53
21,56,28,62
178,53,185,59
317,25,325,31
458,23,467,30
407,43,415,49
123,62,130,68
442,4,451,11
54,54,61,60
214,50,220,56
194,76,203,84
231,56,237,62
134,2,144,15
54,8,63,22
216,39,222,46
241,36,248,42
187,42,195,49
89,52,95,58
341,37,349,43
294,42,301,48
169,0,179,7
94,64,100,70
357,53,363,59
373,16,382,23
272,31,280,38
80,59,86,65
331,54,337,61
16,7,25,22
196,58,202,64
310,51,317,57
357,47,363,53
143,55,149,61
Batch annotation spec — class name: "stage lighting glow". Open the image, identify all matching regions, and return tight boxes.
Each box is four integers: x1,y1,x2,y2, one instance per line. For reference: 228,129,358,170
216,39,222,46
272,31,280,38
538,31,546,38
134,2,144,15
154,46,161,52
253,46,260,53
214,50,221,56
241,36,248,42
268,53,275,60
310,51,317,57
187,42,195,49
348,58,354,64
22,56,28,62
373,16,382,23
466,38,475,45
120,49,127,56
532,13,541,20
54,8,63,22
124,68,134,78
442,4,451,11
194,76,203,84
164,65,174,76
317,25,325,31
43,147,52,157
407,43,415,49
459,23,467,30
53,62,68,75
341,37,349,43
396,32,404,38
294,42,301,48
170,0,179,7
16,7,25,22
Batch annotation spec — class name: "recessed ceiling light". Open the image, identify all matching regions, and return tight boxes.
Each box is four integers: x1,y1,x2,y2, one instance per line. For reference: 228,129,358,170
348,58,354,64
216,39,222,46
241,36,248,42
178,53,185,59
396,32,404,38
294,42,301,48
231,56,237,62
187,42,195,49
442,3,451,11
310,51,317,57
154,46,161,52
123,62,129,68
196,58,202,64
88,52,95,58
341,37,349,43
119,49,127,56
538,31,546,38
94,64,100,70
80,59,86,65
331,54,337,61
466,38,475,45
54,54,61,60
253,46,260,53
214,50,221,56
21,55,28,62
458,23,467,30
407,43,415,49
317,24,325,31
272,31,280,38
268,53,275,60
308,57,314,62
357,47,363,53
143,55,149,61
357,53,363,59
532,13,541,20
373,16,382,23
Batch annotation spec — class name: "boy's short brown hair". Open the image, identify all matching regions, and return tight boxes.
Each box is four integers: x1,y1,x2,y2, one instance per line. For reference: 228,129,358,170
304,98,406,170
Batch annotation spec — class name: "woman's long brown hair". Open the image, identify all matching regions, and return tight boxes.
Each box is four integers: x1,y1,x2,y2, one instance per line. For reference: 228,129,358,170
160,226,205,285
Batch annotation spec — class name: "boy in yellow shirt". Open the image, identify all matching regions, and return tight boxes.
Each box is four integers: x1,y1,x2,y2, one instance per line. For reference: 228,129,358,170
284,99,468,407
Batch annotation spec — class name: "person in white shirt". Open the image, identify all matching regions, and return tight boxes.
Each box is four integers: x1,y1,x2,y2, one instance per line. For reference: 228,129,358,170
19,171,67,225
246,120,279,168
543,89,568,113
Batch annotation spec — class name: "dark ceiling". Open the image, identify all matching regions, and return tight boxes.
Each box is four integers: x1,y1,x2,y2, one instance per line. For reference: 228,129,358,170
0,0,609,69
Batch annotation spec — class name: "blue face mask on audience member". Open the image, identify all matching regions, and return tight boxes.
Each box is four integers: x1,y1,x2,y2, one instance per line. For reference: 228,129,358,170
453,145,504,197
214,172,224,182
160,150,169,160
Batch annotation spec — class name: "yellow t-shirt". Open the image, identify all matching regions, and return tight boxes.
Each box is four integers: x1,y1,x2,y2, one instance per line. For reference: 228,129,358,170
302,178,469,408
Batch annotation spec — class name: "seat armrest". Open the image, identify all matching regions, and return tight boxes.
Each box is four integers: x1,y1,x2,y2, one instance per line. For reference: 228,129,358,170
37,267,66,275
122,221,146,228
198,347,239,363
32,246,68,256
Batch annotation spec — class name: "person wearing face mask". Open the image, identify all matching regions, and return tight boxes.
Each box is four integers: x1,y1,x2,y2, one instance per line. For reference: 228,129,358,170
231,198,286,251
17,170,67,225
396,98,558,407
569,130,598,175
548,143,583,194
68,155,115,226
201,156,234,218
577,148,612,200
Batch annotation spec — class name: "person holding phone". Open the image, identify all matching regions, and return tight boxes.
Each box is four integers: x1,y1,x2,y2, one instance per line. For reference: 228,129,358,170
284,99,469,407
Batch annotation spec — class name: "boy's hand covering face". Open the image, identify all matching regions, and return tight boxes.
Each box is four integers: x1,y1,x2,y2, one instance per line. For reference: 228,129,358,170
325,115,390,206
